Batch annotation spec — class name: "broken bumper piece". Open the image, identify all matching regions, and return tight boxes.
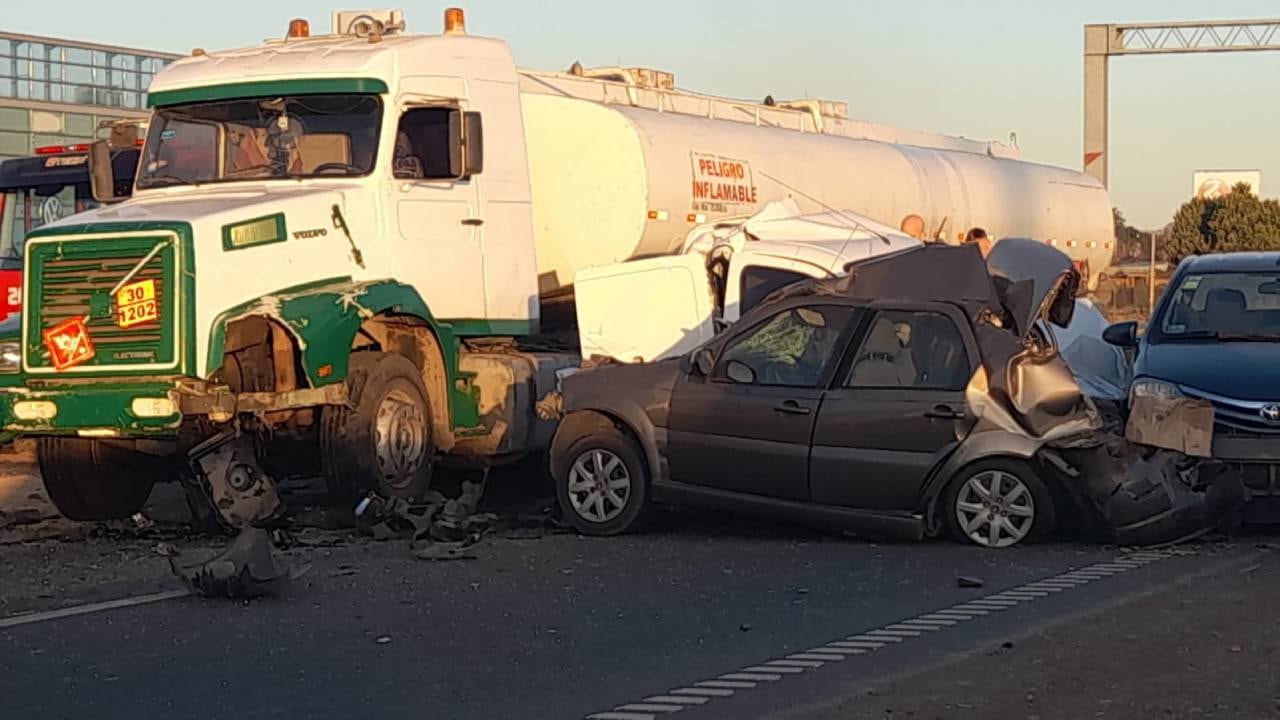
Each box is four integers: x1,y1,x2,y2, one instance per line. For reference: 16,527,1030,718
1042,433,1244,546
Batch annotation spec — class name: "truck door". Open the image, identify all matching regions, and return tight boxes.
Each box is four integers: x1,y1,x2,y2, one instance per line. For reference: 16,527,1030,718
809,302,979,510
390,106,486,322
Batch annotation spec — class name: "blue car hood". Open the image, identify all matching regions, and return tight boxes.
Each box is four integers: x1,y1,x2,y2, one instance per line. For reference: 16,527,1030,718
1138,341,1280,400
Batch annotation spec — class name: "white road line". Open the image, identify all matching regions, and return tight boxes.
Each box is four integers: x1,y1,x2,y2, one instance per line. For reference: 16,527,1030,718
743,665,804,675
814,645,868,656
670,687,735,698
616,704,682,714
721,672,782,682
696,680,757,689
767,659,825,668
832,640,886,649
643,696,709,706
0,589,189,630
787,652,847,662
582,550,1187,719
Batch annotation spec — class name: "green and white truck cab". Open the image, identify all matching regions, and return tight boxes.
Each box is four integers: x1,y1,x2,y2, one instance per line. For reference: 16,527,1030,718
3,9,574,523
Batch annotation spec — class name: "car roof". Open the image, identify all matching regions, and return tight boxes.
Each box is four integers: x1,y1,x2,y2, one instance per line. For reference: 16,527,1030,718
1182,252,1280,274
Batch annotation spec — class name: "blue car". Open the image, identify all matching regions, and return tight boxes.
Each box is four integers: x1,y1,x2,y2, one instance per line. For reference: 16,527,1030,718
1104,252,1280,523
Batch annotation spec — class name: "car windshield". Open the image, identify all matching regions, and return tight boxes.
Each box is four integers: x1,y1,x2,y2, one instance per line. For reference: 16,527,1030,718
1153,271,1280,342
136,94,383,189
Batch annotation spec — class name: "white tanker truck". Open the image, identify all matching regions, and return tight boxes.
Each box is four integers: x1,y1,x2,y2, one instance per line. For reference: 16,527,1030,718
3,8,1117,524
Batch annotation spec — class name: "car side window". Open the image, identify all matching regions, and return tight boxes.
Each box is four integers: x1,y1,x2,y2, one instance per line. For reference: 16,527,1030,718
845,310,970,391
740,266,809,316
716,304,854,388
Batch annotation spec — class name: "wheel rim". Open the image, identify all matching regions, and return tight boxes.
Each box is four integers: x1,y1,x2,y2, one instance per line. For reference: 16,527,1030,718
955,469,1035,548
373,388,428,490
566,448,631,523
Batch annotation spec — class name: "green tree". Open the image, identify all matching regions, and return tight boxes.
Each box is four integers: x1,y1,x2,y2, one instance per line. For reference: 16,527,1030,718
1112,207,1153,260
1166,182,1280,261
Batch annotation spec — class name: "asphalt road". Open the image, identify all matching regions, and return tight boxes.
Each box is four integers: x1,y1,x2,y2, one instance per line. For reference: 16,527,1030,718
0,455,1273,720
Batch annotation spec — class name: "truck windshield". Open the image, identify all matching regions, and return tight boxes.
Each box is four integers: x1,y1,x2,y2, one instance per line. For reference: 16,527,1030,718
0,185,95,262
1153,271,1280,342
137,94,383,189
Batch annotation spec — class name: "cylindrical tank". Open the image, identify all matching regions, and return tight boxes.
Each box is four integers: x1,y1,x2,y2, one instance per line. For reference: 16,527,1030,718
521,92,1114,294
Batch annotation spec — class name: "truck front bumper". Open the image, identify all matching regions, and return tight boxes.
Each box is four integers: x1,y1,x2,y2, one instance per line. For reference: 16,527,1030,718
1,379,348,436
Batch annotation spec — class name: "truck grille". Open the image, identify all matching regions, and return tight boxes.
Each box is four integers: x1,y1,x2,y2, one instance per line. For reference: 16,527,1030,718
24,233,181,373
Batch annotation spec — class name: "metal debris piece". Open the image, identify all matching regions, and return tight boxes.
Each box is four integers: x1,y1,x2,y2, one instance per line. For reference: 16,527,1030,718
157,526,309,599
957,576,985,589
189,430,283,528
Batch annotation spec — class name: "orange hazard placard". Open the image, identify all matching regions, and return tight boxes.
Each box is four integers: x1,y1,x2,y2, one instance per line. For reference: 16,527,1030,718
43,317,95,370
115,278,158,328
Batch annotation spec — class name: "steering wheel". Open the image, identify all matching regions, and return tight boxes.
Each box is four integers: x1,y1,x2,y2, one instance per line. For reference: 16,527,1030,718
312,162,363,175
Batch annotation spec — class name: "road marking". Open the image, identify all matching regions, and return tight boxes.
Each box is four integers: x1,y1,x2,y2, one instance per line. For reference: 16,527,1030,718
583,549,1190,719
617,704,682,714
721,672,782,682
0,589,189,630
643,696,709,706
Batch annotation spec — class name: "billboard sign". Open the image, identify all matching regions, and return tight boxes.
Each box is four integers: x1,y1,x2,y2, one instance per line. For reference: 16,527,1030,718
1194,170,1261,200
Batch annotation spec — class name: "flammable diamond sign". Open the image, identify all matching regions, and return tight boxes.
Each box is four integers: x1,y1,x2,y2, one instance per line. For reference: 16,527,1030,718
43,317,95,370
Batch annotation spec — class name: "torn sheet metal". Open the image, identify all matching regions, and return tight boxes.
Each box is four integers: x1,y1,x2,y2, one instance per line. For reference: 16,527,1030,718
1052,299,1132,401
1043,433,1243,545
157,526,309,599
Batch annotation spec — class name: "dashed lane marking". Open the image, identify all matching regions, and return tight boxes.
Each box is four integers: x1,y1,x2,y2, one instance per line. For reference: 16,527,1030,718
584,549,1192,720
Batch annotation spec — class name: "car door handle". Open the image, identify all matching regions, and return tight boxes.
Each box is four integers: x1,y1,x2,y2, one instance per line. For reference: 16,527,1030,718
461,218,485,226
775,400,812,416
924,405,964,420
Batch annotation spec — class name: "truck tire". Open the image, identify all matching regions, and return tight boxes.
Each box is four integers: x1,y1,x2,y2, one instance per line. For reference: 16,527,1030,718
37,438,159,521
321,352,435,505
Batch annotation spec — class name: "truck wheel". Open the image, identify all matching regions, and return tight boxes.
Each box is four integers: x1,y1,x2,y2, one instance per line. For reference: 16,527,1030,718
37,438,159,521
553,423,649,536
321,352,435,505
941,459,1056,548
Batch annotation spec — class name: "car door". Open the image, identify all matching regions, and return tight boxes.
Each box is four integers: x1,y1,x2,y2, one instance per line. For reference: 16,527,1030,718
809,302,979,510
666,300,858,501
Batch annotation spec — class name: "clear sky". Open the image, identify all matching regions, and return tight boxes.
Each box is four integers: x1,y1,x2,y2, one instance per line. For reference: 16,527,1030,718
8,0,1279,228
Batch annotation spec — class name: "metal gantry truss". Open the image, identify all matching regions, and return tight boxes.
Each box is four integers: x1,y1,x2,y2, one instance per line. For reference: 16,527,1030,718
1083,19,1280,186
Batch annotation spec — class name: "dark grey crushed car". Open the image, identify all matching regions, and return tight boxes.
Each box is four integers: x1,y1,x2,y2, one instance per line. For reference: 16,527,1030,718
548,240,1243,548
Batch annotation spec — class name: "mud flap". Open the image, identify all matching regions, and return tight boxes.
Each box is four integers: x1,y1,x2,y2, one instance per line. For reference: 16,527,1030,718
187,428,283,529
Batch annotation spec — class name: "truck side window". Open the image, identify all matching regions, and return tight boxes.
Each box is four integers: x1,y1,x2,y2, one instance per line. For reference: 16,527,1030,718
740,266,808,315
394,108,454,180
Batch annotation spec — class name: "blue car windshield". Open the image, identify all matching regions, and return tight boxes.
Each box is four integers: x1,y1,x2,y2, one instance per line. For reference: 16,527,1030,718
1153,271,1280,342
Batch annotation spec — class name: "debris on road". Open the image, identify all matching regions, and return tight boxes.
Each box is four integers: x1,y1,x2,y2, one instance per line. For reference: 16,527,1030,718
957,576,985,589
157,526,309,599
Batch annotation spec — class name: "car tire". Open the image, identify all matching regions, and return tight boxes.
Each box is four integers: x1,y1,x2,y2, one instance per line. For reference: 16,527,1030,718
320,352,434,505
553,423,649,536
941,459,1056,548
38,438,160,521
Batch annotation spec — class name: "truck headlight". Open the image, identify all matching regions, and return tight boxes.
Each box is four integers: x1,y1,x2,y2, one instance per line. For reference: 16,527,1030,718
1131,378,1184,401
0,341,20,374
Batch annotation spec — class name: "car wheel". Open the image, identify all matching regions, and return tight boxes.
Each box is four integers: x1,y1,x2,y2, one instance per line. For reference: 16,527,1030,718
942,459,1056,548
554,424,649,536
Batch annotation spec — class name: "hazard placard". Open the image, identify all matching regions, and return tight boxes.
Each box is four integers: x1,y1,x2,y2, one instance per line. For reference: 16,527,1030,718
115,278,158,328
43,317,95,370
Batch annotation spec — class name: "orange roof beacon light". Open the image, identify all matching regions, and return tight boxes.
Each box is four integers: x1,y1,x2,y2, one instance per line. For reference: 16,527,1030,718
288,18,311,39
444,8,467,35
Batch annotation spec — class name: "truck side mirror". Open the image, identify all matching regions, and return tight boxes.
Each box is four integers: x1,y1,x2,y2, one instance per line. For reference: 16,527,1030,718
447,109,484,179
89,139,125,204
1102,321,1139,347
